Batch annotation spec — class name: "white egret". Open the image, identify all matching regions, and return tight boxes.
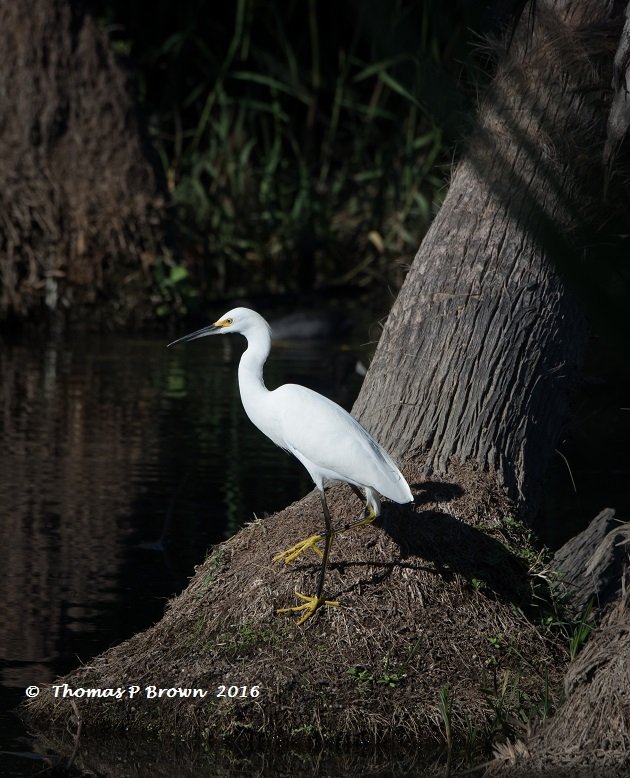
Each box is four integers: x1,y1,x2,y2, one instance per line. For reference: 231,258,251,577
168,308,413,624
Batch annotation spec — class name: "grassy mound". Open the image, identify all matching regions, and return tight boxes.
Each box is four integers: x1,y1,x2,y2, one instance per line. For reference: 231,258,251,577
25,461,567,763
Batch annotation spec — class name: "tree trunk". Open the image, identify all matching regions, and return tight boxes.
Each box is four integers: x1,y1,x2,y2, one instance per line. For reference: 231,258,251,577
354,1,622,518
0,0,168,326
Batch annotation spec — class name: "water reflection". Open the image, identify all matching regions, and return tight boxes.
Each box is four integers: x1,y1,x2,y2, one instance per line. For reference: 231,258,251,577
1,337,155,691
27,730,437,777
0,329,364,771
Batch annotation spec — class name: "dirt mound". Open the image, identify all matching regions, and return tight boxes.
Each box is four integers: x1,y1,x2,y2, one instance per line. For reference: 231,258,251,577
25,461,565,758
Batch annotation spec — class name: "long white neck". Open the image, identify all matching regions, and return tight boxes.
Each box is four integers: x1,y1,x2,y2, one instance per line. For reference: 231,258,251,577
237,321,284,446
237,321,272,406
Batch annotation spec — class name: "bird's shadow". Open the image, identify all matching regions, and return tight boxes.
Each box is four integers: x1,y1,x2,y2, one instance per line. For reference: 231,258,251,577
330,481,541,613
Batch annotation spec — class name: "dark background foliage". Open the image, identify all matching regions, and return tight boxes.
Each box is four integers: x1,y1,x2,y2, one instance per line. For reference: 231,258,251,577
93,0,518,313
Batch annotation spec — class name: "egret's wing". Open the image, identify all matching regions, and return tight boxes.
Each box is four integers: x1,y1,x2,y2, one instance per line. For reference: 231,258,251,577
273,384,411,502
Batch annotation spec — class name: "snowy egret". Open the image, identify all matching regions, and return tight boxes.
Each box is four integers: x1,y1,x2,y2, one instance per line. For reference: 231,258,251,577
168,308,413,624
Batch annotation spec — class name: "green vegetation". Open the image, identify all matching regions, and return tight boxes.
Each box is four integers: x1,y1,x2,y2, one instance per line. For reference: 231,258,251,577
475,633,555,743
347,663,407,692
195,546,224,597
472,567,596,753
541,600,594,662
97,0,489,313
438,683,453,776
232,621,280,652
218,620,286,658
290,723,317,739
470,577,486,592
480,666,554,743
567,607,593,661
153,260,199,318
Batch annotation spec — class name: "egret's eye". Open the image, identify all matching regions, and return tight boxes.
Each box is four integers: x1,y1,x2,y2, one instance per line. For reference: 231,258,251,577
225,318,233,325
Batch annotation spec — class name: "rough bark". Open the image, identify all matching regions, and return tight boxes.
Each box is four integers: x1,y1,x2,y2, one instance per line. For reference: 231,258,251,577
354,1,623,517
604,2,630,170
492,584,630,777
0,0,168,326
552,508,629,614
489,510,630,775
526,587,630,773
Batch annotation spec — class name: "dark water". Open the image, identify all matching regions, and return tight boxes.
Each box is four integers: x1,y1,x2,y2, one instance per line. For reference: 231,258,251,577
0,322,374,776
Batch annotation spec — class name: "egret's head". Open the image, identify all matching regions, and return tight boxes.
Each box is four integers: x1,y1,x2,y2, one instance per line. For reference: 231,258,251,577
167,307,269,347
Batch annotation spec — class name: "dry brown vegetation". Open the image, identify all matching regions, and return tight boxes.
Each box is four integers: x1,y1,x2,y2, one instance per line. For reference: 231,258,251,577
26,461,566,762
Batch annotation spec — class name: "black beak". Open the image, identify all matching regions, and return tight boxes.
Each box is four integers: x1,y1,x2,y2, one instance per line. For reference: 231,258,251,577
167,324,222,348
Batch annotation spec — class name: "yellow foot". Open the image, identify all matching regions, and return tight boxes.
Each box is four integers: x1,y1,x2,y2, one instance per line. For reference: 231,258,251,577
273,534,324,564
277,592,340,625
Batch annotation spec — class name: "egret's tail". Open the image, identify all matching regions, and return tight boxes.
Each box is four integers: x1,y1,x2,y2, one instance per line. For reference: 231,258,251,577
380,474,413,505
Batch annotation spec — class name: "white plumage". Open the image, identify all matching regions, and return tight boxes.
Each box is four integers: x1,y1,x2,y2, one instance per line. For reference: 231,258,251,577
169,307,413,624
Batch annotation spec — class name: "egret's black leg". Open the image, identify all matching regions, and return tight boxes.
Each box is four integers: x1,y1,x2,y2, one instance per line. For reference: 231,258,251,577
276,489,339,624
333,502,378,535
273,489,334,564
315,490,335,599
274,484,375,567
349,483,367,509
348,483,374,523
